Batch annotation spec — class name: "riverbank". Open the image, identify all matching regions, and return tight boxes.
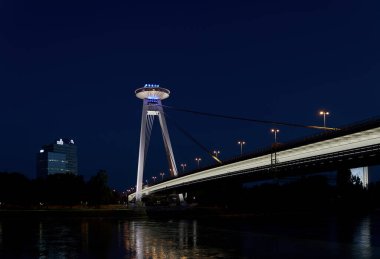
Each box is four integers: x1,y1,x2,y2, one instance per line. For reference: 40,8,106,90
0,205,147,219
0,204,377,220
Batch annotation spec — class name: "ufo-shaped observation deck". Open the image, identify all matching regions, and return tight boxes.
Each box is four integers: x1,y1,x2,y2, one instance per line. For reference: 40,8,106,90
135,84,170,100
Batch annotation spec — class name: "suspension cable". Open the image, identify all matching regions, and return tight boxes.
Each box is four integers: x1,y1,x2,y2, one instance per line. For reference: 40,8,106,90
162,105,340,131
164,113,223,164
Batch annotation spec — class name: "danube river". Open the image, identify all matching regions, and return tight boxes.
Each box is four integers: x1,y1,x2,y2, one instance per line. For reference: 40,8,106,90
0,210,380,258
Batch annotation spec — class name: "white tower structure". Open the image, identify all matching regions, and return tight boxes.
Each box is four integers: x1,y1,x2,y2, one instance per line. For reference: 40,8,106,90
135,84,179,202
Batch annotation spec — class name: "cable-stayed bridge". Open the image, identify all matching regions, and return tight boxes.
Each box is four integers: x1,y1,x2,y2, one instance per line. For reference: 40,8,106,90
130,85,380,202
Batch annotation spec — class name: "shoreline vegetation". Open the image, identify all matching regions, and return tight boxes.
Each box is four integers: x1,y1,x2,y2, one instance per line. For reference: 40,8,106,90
1,169,380,219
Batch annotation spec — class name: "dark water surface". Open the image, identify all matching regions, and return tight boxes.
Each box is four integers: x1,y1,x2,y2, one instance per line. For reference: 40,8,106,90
1,211,380,258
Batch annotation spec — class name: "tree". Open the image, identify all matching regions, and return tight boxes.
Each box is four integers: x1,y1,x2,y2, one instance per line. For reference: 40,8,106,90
0,172,31,207
350,175,363,189
86,170,113,206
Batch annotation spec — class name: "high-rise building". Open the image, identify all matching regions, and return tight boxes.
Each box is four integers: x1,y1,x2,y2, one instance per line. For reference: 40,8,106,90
36,138,78,178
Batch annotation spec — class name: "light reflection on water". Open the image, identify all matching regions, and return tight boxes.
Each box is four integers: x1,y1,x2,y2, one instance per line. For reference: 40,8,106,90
124,220,220,258
0,212,379,258
353,216,371,259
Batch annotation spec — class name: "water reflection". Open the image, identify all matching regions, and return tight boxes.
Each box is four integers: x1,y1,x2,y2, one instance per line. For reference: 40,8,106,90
124,220,208,258
0,222,2,250
81,221,89,252
38,220,82,258
38,222,46,257
0,213,379,258
353,216,371,259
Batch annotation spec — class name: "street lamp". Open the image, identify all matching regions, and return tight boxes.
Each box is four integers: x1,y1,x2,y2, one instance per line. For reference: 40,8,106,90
237,141,246,156
152,176,157,183
160,172,165,180
213,150,220,158
319,110,330,128
180,163,187,173
271,128,280,143
195,157,202,168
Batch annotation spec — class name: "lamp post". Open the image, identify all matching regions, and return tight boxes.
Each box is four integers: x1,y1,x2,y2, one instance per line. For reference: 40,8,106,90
319,110,330,128
271,128,280,143
237,141,246,156
180,163,187,173
213,150,220,158
195,157,202,168
152,176,157,183
160,172,165,181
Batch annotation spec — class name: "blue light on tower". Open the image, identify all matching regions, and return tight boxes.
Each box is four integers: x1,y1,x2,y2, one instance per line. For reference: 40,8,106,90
144,84,160,88
147,98,159,104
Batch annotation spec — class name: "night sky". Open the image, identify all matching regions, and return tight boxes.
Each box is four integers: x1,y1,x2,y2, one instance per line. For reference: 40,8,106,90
1,1,380,190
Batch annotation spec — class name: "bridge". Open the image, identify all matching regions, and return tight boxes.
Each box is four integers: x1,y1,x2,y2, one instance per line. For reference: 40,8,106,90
128,117,380,202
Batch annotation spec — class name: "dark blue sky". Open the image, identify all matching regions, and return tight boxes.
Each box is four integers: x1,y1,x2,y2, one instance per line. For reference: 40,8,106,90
1,1,379,190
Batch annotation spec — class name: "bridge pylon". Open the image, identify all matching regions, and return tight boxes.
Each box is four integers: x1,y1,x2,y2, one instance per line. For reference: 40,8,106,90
135,84,179,202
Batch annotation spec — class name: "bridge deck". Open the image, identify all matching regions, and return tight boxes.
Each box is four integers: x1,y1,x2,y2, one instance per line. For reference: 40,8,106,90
129,117,380,201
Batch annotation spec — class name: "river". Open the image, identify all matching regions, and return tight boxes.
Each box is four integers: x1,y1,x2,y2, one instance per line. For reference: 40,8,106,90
0,210,380,258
